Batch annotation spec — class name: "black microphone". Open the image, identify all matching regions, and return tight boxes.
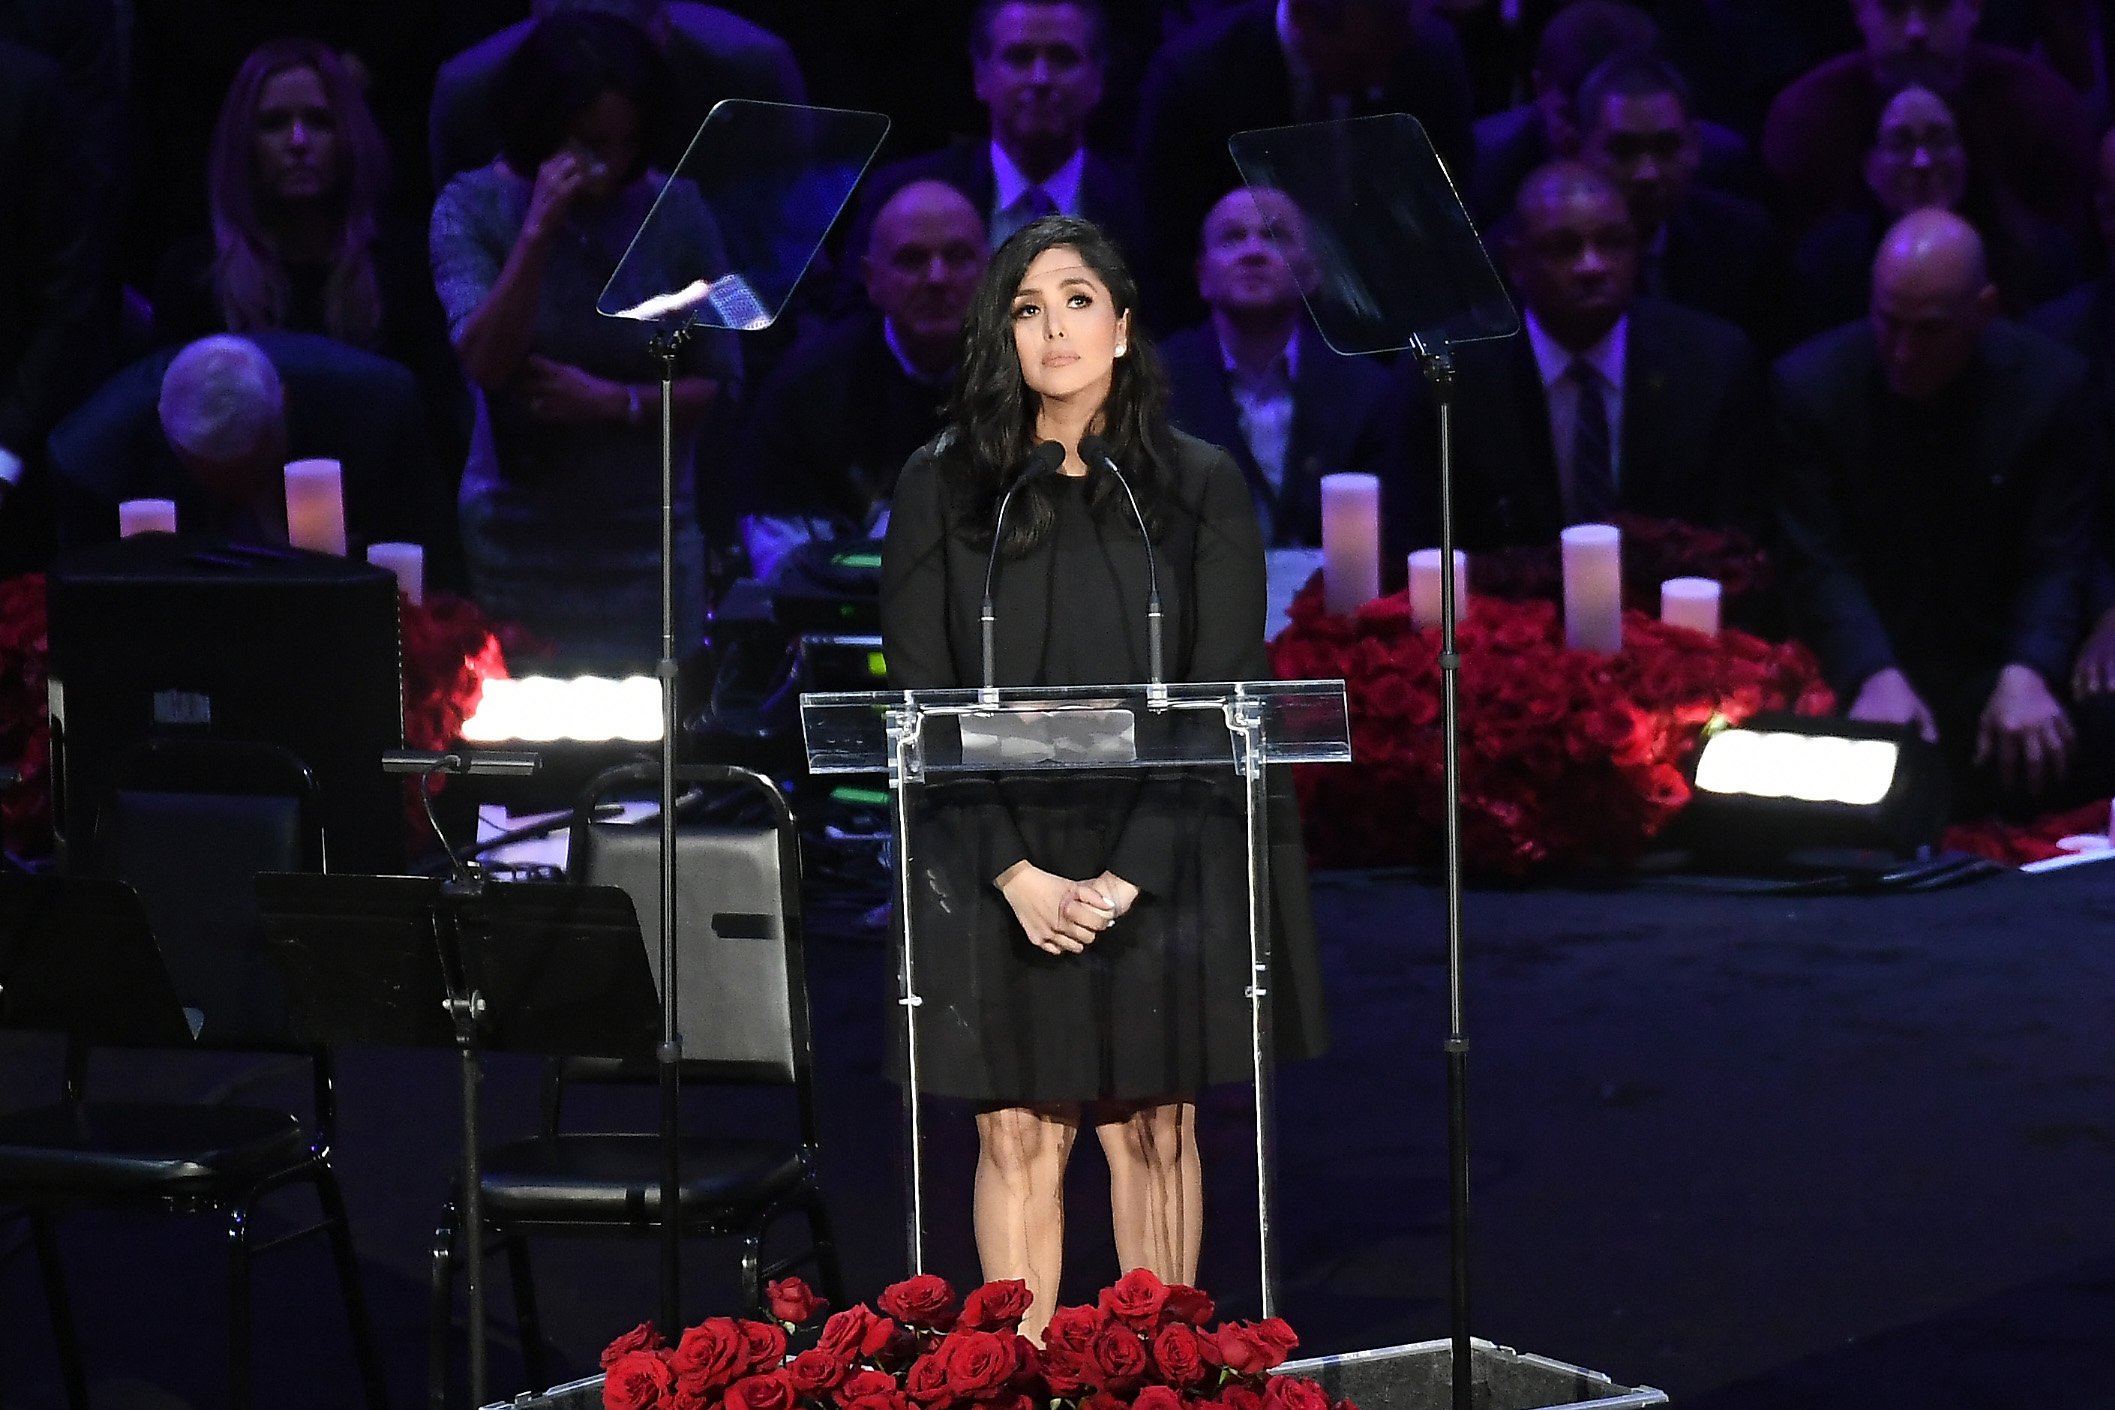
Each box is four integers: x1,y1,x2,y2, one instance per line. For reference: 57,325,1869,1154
981,440,1067,694
1077,434,1164,692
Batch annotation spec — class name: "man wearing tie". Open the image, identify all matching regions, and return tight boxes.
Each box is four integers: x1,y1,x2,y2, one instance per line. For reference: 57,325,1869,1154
1398,161,1768,553
843,0,1143,264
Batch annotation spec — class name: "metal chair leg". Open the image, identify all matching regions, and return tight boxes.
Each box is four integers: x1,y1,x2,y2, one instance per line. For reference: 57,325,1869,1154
29,1211,89,1410
315,1167,390,1410
740,1221,765,1317
429,1202,459,1410
503,1229,549,1394
227,1201,256,1410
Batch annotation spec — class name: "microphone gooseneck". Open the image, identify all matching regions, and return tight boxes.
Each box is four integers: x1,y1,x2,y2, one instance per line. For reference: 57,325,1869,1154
1076,434,1164,690
981,440,1067,694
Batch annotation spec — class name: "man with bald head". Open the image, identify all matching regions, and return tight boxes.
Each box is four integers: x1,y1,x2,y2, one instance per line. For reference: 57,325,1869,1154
1159,186,1397,548
1400,161,1767,554
1777,208,2103,804
733,180,987,571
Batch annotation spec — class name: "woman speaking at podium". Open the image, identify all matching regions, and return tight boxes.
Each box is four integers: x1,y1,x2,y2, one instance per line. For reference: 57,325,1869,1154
880,214,1326,1330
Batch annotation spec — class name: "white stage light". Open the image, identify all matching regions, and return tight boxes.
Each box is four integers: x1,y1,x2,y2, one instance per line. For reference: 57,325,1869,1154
460,675,664,744
1693,728,1900,807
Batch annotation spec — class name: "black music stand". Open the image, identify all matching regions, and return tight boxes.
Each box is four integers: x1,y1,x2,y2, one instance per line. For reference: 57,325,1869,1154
257,873,659,1410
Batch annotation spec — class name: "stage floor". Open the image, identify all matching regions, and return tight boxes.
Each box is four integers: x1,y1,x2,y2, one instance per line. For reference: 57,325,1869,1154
3,862,2112,1408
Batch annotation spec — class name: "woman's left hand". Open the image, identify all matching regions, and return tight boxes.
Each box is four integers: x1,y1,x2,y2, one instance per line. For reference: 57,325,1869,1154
518,355,624,424
1081,872,1139,920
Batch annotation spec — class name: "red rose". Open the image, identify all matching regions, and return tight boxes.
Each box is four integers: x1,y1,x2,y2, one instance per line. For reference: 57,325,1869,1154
767,1277,828,1325
1219,1385,1264,1410
674,1319,752,1394
1078,1394,1130,1410
1149,1323,1210,1386
1134,1388,1185,1410
837,1369,898,1405
820,1306,900,1364
605,1350,678,1410
1263,1378,1330,1410
1039,1346,1089,1397
935,1330,1016,1399
1082,1324,1148,1392
879,1274,959,1330
724,1371,796,1410
605,1322,670,1370
1041,1304,1105,1356
842,1390,913,1410
1097,1269,1171,1331
1214,1321,1297,1376
906,1351,956,1406
1161,1285,1215,1327
790,1349,852,1394
960,1281,1033,1332
740,1321,789,1374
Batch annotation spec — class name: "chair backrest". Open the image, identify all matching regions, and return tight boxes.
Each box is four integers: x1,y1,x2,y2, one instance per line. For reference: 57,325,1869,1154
568,764,811,1087
96,739,322,1045
0,874,197,1049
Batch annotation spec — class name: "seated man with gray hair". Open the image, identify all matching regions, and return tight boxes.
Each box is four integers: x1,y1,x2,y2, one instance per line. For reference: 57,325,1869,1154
47,332,446,567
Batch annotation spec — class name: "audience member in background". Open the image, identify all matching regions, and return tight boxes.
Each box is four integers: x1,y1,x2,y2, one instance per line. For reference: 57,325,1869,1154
734,180,988,576
1469,2,1757,228
1160,186,1397,549
430,12,740,668
429,0,804,189
46,333,442,560
1135,0,1476,329
0,37,115,576
1573,50,1781,343
151,41,449,382
1763,0,2098,239
1399,162,1768,555
848,0,1142,267
1793,84,2078,337
1776,210,2103,809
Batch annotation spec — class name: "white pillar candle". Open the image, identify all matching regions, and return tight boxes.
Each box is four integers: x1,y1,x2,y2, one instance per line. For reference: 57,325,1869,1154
118,498,177,537
1561,522,1623,654
1320,473,1381,615
284,459,347,554
367,542,425,605
1661,576,1721,637
1408,548,1469,630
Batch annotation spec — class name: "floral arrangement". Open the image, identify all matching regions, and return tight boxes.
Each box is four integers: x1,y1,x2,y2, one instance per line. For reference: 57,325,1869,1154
598,1272,1349,1410
0,573,521,859
1269,579,1834,876
1942,800,2114,867
1468,514,1775,618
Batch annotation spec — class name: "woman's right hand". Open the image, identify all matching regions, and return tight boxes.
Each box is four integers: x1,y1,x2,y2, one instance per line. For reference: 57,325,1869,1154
522,149,587,245
997,862,1111,956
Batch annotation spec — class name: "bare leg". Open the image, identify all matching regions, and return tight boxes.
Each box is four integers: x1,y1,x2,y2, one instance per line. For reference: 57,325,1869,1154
974,1103,1080,1338
1096,1099,1200,1284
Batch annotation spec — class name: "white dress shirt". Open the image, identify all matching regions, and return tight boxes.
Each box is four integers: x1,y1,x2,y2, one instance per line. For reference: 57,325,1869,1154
1525,310,1628,521
1221,322,1301,498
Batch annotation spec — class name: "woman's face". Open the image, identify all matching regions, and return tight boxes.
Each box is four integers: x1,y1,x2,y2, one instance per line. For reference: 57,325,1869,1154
565,90,643,202
1009,244,1129,409
253,66,339,203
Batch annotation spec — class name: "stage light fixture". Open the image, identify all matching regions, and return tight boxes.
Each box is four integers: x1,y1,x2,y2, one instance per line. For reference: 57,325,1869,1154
459,675,663,744
1681,712,1947,858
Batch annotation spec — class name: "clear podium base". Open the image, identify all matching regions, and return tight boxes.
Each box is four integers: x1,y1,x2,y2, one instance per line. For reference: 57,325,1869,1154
1279,1339,1667,1410
483,1338,1665,1410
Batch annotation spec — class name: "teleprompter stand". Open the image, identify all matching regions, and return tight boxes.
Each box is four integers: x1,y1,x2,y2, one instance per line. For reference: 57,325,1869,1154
257,871,659,1410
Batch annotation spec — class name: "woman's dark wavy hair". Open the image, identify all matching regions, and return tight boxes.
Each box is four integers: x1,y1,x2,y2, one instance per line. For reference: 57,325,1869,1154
939,214,1173,556
496,12,669,186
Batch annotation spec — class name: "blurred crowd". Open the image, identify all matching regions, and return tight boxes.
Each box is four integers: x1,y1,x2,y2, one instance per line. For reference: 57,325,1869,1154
2,0,2113,812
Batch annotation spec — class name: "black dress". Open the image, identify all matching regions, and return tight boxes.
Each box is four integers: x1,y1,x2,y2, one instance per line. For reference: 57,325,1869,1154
880,430,1329,1105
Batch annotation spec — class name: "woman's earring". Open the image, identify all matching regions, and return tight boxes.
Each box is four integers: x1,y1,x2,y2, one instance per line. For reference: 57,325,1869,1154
1116,343,1128,357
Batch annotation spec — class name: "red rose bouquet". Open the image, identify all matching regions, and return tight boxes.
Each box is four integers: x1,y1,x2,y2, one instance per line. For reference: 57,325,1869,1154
1269,577,1833,876
599,1272,1354,1410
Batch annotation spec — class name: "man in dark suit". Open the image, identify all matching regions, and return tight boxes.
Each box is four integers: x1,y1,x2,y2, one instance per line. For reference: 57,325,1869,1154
1400,162,1768,555
734,181,987,575
845,0,1142,269
428,0,805,187
1574,51,1782,346
1134,0,1476,329
46,333,451,579
1777,209,2100,803
0,37,115,576
1160,185,1397,549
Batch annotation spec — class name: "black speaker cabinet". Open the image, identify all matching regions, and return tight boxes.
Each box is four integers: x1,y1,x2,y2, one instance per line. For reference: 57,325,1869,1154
47,535,405,874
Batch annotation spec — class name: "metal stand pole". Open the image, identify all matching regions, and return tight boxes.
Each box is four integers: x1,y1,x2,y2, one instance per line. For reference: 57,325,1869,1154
888,715,927,1273
1413,338,1475,1410
1235,702,1279,1316
651,332,690,1335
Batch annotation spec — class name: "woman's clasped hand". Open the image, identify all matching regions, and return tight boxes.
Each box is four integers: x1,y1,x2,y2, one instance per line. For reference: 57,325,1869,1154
994,861,1138,954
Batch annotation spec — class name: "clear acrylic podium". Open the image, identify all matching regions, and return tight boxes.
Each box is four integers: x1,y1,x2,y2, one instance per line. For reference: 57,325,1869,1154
801,678,1350,1313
